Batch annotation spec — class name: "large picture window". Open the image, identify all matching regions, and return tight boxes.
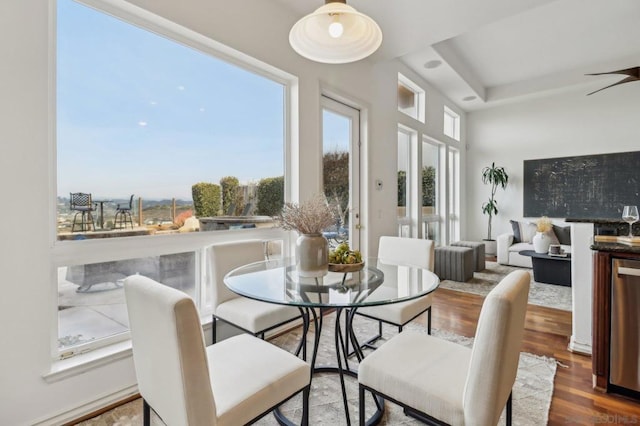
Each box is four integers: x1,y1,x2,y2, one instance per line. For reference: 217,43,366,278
57,0,284,239
55,0,288,356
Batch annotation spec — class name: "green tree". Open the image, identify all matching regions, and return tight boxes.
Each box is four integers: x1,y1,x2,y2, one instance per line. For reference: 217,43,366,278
397,170,406,207
220,176,242,215
191,182,221,217
422,166,436,206
323,150,349,225
256,176,284,216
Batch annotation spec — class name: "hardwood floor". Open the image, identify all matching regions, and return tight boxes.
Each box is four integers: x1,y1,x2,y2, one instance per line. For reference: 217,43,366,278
429,288,640,425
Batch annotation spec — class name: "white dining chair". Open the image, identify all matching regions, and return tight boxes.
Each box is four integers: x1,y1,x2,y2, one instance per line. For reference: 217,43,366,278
124,274,311,426
353,236,435,351
210,240,307,357
358,270,530,426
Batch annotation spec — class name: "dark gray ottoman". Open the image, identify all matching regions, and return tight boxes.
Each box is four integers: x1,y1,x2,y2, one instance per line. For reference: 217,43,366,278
435,246,474,282
450,241,486,272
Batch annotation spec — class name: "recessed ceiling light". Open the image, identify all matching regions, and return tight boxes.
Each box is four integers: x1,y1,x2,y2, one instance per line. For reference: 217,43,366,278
423,60,442,69
462,96,477,101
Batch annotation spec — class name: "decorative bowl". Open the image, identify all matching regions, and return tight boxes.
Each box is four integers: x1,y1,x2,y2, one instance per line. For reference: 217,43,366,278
328,262,365,273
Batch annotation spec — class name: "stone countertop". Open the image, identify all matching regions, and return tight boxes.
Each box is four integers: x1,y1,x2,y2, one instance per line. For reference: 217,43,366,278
591,242,640,254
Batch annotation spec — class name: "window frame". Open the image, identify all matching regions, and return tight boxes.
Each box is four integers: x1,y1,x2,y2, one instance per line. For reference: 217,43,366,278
397,125,416,237
396,74,463,244
51,0,297,360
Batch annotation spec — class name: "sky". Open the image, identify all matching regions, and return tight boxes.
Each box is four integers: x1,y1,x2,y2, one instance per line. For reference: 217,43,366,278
57,0,317,200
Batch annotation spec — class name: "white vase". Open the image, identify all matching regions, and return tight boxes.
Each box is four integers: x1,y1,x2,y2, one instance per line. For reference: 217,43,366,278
295,233,329,277
532,231,551,254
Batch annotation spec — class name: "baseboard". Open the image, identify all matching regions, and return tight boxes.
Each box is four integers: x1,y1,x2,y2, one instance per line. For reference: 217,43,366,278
31,385,139,426
568,335,592,355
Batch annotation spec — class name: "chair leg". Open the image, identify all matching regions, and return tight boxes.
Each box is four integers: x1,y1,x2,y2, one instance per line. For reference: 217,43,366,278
427,307,432,335
212,316,217,343
86,211,95,231
143,399,151,426
301,385,310,426
506,391,512,426
71,212,80,232
358,384,365,426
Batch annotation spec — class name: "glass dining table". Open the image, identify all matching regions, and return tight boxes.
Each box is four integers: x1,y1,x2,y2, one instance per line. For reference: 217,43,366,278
224,257,440,425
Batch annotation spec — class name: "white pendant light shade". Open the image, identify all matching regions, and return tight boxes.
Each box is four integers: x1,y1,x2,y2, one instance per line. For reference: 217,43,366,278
289,2,383,64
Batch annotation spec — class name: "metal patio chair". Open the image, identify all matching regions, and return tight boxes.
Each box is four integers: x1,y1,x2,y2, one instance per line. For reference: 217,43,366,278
70,192,96,232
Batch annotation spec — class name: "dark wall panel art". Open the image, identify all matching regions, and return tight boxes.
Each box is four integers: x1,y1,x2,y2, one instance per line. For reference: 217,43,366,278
523,151,640,218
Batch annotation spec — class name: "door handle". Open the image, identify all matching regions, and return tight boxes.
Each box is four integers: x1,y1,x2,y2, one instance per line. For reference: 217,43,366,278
617,266,640,277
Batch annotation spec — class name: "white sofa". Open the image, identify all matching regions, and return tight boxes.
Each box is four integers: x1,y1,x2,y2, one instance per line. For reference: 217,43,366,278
497,221,572,268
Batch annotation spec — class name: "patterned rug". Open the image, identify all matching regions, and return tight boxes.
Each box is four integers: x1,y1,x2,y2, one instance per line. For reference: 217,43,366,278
77,314,556,426
439,261,572,311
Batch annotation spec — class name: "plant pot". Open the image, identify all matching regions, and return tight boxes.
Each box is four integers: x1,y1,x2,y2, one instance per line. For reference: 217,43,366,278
483,239,497,256
532,231,551,254
295,233,329,277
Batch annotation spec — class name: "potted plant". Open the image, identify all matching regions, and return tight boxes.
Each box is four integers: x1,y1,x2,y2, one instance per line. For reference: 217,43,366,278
481,162,509,255
277,195,337,277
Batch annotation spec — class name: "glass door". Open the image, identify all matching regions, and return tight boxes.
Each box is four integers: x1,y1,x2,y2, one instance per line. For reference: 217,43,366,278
321,96,360,250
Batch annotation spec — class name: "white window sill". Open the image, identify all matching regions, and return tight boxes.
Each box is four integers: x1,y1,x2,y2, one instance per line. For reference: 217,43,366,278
44,317,214,383
44,341,133,384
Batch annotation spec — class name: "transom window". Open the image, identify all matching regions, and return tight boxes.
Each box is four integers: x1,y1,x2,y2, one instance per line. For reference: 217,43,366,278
443,106,460,141
398,73,425,123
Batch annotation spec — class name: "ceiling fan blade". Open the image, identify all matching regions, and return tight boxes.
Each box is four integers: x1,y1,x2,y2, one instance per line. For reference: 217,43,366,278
586,66,640,77
587,75,639,96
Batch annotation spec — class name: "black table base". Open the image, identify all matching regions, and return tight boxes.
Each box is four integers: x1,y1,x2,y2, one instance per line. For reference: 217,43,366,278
273,307,385,426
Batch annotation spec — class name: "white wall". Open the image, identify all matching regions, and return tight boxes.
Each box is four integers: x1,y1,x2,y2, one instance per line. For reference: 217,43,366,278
0,0,464,424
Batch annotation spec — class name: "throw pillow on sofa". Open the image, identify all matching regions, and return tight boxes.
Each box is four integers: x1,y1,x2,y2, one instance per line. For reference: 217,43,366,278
510,220,537,243
553,224,572,245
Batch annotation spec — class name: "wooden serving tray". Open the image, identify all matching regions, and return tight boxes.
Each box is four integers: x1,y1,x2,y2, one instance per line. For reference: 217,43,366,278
594,235,640,245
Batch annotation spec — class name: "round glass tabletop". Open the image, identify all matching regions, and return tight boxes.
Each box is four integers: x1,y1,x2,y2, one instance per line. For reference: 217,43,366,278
224,257,439,308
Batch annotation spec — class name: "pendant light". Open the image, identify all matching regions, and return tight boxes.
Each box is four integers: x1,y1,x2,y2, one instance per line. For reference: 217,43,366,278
289,0,383,64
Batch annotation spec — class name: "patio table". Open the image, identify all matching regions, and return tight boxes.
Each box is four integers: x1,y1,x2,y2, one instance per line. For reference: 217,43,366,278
93,199,112,230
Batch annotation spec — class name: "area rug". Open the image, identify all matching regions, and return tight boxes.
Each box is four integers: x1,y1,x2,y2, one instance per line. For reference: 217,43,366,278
77,314,556,426
439,261,572,311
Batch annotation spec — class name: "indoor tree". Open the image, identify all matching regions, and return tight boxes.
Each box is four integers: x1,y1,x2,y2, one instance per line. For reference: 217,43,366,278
481,162,509,241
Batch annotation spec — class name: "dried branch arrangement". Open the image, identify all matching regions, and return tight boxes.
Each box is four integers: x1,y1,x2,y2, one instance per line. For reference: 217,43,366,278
277,195,337,235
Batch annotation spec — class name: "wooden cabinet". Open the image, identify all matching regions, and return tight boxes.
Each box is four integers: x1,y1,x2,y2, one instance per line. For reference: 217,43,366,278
592,249,640,392
592,250,611,391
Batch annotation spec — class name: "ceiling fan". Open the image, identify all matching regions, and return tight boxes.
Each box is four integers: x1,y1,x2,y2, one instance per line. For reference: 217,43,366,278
586,66,640,95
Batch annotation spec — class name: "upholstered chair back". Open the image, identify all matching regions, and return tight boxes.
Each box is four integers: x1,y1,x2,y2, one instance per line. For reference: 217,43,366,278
463,270,530,425
124,275,216,426
378,236,435,271
209,240,265,311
